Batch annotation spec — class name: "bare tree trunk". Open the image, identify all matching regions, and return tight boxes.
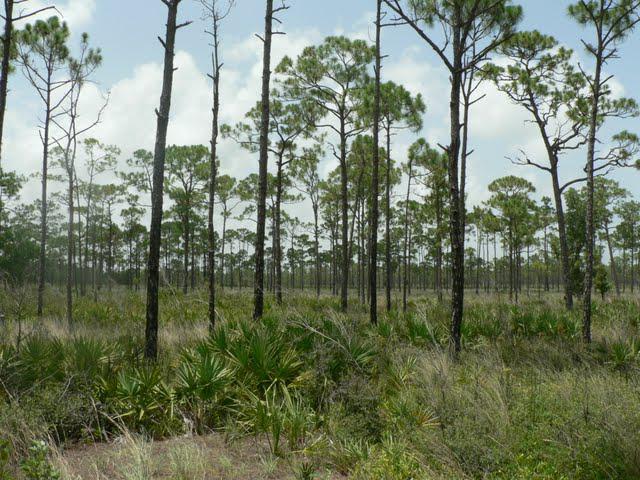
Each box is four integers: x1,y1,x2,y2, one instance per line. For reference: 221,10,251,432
369,0,382,324
448,15,465,355
66,173,74,325
551,169,574,309
339,122,349,312
385,126,392,312
37,100,51,317
0,0,13,233
253,0,276,320
314,203,320,297
182,217,189,294
583,47,603,344
275,155,284,304
402,158,413,313
206,4,222,330
145,0,185,360
0,0,13,169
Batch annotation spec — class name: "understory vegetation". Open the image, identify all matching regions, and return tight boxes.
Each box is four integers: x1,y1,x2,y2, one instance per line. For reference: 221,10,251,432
1,289,639,479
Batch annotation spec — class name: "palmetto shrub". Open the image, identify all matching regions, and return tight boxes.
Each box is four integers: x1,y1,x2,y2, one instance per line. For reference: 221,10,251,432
174,348,232,432
96,365,179,437
216,320,308,394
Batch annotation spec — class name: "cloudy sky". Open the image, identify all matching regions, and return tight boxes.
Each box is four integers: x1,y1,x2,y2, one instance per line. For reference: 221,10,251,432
5,0,640,221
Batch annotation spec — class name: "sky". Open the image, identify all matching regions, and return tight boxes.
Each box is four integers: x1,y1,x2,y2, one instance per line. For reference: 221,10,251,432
4,0,640,225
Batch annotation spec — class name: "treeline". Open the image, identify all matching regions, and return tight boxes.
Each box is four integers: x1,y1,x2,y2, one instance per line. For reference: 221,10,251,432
2,150,639,301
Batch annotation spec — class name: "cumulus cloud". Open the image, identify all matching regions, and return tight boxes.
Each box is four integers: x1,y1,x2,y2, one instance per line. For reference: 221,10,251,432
13,0,96,29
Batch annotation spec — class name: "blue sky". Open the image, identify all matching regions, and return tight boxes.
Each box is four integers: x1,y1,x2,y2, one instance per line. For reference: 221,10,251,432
6,0,640,217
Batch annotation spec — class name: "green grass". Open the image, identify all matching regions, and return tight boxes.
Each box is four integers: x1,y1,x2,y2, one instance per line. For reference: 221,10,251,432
1,287,639,479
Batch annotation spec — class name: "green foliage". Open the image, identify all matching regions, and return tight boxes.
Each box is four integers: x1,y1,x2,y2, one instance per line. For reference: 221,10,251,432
594,264,611,300
239,384,315,456
351,436,425,480
97,366,178,437
174,349,231,431
19,441,59,480
0,439,12,480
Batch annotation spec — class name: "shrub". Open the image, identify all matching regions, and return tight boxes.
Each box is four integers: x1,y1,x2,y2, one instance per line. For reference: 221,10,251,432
20,441,60,480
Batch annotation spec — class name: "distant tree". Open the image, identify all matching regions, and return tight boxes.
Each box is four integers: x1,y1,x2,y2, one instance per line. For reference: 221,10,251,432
597,182,629,297
615,200,640,293
594,264,611,301
413,141,448,302
223,92,313,304
277,35,375,311
165,145,208,294
77,139,119,297
486,176,536,303
291,143,323,297
120,149,154,206
377,82,424,312
403,139,438,310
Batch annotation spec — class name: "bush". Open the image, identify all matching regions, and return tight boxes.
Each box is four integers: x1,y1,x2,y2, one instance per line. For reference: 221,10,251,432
20,441,59,480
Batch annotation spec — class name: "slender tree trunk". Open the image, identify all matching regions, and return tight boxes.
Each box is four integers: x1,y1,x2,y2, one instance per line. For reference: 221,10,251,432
182,217,189,294
253,0,275,320
583,47,603,344
207,14,221,330
37,98,52,317
145,0,183,360
551,168,574,310
314,203,320,297
220,213,227,287
0,0,13,233
448,17,464,355
402,159,412,313
66,172,74,325
475,228,481,295
369,0,382,323
339,121,349,312
385,126,392,311
275,155,284,304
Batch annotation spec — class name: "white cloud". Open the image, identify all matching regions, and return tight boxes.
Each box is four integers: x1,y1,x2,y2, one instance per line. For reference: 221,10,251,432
14,0,96,30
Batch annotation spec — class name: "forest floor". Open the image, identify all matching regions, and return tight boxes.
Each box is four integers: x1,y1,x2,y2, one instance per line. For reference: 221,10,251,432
1,287,640,479
55,432,342,479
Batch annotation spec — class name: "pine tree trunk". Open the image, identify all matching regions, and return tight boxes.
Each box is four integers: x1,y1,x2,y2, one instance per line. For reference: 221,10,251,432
66,172,74,325
145,0,182,360
551,169,574,309
583,47,603,344
448,16,464,355
369,0,382,324
339,122,349,312
0,0,13,233
314,203,321,297
402,158,412,313
37,96,52,317
275,155,284,305
207,18,221,330
385,126,392,311
253,0,275,320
